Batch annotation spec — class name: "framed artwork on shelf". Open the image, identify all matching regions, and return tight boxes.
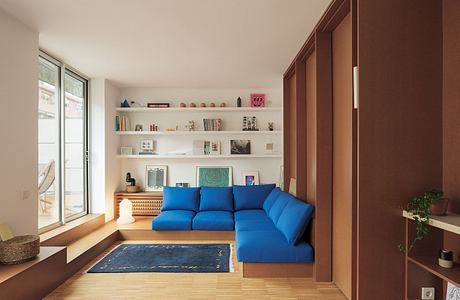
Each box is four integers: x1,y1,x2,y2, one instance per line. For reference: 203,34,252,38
139,139,154,155
145,165,167,191
250,93,265,107
230,140,251,155
196,166,232,187
242,171,259,186
265,142,275,154
175,182,190,188
120,147,133,155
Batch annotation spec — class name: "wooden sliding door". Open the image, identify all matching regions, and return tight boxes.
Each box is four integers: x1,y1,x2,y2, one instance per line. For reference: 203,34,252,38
332,13,353,300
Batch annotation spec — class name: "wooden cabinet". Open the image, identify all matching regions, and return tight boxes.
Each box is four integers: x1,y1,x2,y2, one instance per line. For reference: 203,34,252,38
114,192,163,218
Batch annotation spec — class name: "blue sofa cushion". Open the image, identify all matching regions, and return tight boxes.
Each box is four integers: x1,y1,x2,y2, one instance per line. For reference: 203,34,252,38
234,209,267,222
199,187,233,212
233,184,276,211
162,187,200,212
236,229,314,263
235,218,277,232
262,187,282,214
277,198,315,245
152,210,195,230
268,191,293,224
192,211,234,230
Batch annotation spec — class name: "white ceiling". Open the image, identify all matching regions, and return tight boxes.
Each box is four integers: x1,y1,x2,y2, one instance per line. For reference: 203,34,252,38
0,0,330,88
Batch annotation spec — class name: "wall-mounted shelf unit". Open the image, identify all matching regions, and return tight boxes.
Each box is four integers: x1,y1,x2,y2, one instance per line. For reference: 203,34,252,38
116,130,281,136
116,154,282,159
116,107,281,113
403,210,460,298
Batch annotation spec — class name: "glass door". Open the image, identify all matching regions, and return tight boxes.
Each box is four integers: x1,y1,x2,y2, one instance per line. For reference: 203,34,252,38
64,70,88,221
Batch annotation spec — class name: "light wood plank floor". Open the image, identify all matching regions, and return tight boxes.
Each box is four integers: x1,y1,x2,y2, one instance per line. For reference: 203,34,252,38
45,240,346,300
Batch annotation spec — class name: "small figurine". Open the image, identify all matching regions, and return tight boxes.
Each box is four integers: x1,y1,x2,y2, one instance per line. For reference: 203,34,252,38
209,102,216,107
180,102,186,108
126,172,136,186
220,102,226,107
125,172,140,193
237,97,242,107
200,102,206,107
121,99,130,107
190,102,197,108
268,122,274,131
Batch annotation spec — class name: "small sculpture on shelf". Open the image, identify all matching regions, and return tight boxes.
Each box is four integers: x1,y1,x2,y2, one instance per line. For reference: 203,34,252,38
125,172,140,193
237,97,242,107
185,120,198,131
200,102,206,108
209,102,216,107
120,99,130,107
180,102,186,108
220,102,226,107
190,102,197,108
268,122,274,131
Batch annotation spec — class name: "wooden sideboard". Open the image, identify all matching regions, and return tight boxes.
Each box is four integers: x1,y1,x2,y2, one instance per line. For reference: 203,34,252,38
114,192,163,218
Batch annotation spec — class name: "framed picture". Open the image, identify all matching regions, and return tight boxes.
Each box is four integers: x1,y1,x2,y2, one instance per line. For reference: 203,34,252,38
250,93,265,107
139,139,154,154
176,182,190,188
210,141,220,155
230,140,251,155
120,147,133,155
265,142,274,154
145,165,167,191
196,166,232,187
242,171,259,186
135,124,143,131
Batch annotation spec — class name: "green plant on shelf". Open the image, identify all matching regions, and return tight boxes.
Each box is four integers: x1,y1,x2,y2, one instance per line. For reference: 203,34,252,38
399,190,443,253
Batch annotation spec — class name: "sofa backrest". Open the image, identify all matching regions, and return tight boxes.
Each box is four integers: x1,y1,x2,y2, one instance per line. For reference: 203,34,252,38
232,184,276,211
262,187,282,214
199,186,233,211
161,187,201,212
276,196,314,245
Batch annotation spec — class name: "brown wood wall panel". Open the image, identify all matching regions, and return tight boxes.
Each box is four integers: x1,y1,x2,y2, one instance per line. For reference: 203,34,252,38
443,0,460,213
288,74,297,187
332,13,353,300
295,61,307,200
357,1,443,299
314,30,333,283
306,52,317,206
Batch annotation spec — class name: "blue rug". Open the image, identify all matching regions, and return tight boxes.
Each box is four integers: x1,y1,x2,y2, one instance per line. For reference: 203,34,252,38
88,244,231,273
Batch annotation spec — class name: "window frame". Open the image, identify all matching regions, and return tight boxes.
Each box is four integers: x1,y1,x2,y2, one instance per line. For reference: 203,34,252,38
38,50,90,233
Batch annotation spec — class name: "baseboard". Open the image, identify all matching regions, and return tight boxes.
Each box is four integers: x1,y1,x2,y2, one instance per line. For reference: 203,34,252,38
242,262,313,278
150,230,235,241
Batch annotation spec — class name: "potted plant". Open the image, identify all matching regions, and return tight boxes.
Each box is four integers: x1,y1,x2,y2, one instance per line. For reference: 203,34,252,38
399,190,449,252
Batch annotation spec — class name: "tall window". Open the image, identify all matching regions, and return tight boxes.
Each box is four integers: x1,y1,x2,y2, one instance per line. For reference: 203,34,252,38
38,52,89,232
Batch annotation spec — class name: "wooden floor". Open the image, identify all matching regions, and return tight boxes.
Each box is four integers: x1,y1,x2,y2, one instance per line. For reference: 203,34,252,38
45,239,347,300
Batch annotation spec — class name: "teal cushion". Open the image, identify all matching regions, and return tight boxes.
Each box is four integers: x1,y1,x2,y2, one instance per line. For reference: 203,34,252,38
262,187,282,214
276,198,315,245
199,187,233,211
233,184,276,211
268,192,293,224
162,187,200,212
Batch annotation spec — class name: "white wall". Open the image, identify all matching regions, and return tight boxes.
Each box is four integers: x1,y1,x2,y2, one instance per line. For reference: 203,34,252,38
90,79,121,221
118,87,283,189
0,8,39,235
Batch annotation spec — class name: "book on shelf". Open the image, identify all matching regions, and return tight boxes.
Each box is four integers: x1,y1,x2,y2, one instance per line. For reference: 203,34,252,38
116,115,130,131
203,118,222,131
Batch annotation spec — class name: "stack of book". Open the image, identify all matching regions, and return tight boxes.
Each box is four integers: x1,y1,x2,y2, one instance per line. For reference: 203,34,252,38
203,118,222,131
115,115,130,131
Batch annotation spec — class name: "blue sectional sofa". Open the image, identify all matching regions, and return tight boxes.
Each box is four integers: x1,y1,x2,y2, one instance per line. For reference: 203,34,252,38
152,184,315,264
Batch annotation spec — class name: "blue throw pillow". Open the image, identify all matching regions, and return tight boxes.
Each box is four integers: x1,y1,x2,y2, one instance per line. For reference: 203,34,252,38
268,191,293,224
262,187,282,214
276,198,315,245
233,184,276,211
199,187,233,211
162,187,200,212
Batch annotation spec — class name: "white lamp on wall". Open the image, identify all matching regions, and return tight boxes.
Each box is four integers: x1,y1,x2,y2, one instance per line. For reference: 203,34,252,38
117,198,135,225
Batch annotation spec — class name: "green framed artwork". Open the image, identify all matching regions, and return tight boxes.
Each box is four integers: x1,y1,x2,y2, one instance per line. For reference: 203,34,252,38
196,166,233,187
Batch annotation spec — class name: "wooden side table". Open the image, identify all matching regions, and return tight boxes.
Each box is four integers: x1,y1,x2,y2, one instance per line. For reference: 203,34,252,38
114,192,163,218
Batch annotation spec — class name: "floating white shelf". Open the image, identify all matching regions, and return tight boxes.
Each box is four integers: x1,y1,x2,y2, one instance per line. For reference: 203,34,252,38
403,210,460,235
116,154,282,159
116,130,281,136
115,107,281,112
